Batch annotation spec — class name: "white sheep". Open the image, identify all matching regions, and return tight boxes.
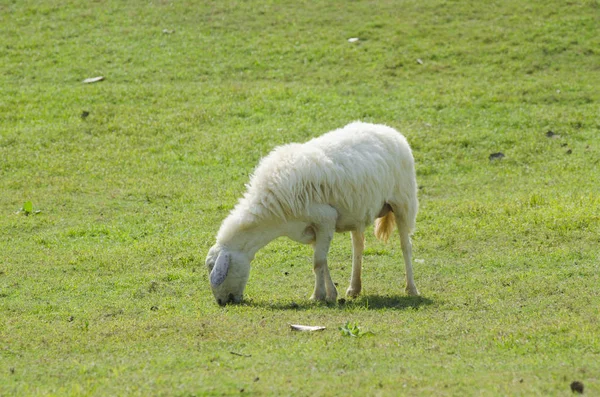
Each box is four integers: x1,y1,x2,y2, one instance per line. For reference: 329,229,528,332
205,121,419,305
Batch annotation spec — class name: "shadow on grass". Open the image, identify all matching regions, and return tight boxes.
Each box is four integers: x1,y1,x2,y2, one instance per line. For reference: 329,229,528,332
245,294,433,311
352,294,433,310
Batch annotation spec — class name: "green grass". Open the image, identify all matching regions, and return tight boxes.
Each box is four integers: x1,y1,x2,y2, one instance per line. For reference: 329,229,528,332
1,0,599,395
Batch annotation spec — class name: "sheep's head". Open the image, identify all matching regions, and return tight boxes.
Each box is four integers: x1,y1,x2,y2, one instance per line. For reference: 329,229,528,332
205,244,250,306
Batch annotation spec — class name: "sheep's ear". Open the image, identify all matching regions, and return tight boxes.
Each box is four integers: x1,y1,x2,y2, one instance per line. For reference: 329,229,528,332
210,252,230,287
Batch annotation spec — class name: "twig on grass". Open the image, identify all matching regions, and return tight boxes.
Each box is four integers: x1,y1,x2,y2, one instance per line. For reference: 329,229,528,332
230,351,252,357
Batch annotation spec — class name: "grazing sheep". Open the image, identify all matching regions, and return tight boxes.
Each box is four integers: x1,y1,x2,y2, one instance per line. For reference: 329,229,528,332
205,121,419,305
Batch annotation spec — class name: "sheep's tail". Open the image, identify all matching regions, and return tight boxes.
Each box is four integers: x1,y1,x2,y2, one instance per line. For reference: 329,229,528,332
374,211,396,242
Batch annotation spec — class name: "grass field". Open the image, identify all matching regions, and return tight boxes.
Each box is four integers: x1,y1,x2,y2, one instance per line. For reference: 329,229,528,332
1,0,599,395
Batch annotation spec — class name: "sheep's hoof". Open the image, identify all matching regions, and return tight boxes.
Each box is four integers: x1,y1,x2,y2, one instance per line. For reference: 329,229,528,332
311,289,337,303
345,286,361,298
310,291,326,301
406,285,420,296
325,292,338,303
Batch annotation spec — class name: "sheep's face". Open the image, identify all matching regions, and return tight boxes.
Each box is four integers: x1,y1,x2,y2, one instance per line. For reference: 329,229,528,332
205,244,250,306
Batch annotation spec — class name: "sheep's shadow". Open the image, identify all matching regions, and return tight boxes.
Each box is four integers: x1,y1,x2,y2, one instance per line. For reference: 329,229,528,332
351,294,433,310
245,294,433,311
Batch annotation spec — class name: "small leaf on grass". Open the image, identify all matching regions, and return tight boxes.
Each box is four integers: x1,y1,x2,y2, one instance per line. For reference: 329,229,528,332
16,201,42,216
339,321,374,338
19,201,39,216
290,324,326,332
23,201,33,214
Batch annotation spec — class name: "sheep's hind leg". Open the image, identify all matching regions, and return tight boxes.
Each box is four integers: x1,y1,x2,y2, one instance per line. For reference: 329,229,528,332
395,214,419,296
346,230,364,298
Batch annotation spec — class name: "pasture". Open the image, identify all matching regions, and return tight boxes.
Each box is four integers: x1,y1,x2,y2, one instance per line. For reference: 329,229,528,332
1,0,599,395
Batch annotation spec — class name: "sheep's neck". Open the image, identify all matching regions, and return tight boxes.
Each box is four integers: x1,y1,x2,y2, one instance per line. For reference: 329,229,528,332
222,221,283,258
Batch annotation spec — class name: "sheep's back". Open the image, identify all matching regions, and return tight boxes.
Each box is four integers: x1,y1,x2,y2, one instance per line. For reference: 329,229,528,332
244,122,416,223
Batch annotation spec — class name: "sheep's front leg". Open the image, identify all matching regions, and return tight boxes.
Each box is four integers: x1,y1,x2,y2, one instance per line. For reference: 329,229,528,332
308,207,338,302
346,230,364,298
311,228,337,302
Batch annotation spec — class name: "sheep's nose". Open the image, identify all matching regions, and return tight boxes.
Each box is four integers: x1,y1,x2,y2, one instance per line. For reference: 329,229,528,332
217,294,238,306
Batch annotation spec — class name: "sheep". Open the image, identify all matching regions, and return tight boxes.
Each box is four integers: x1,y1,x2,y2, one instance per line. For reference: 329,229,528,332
205,121,419,305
